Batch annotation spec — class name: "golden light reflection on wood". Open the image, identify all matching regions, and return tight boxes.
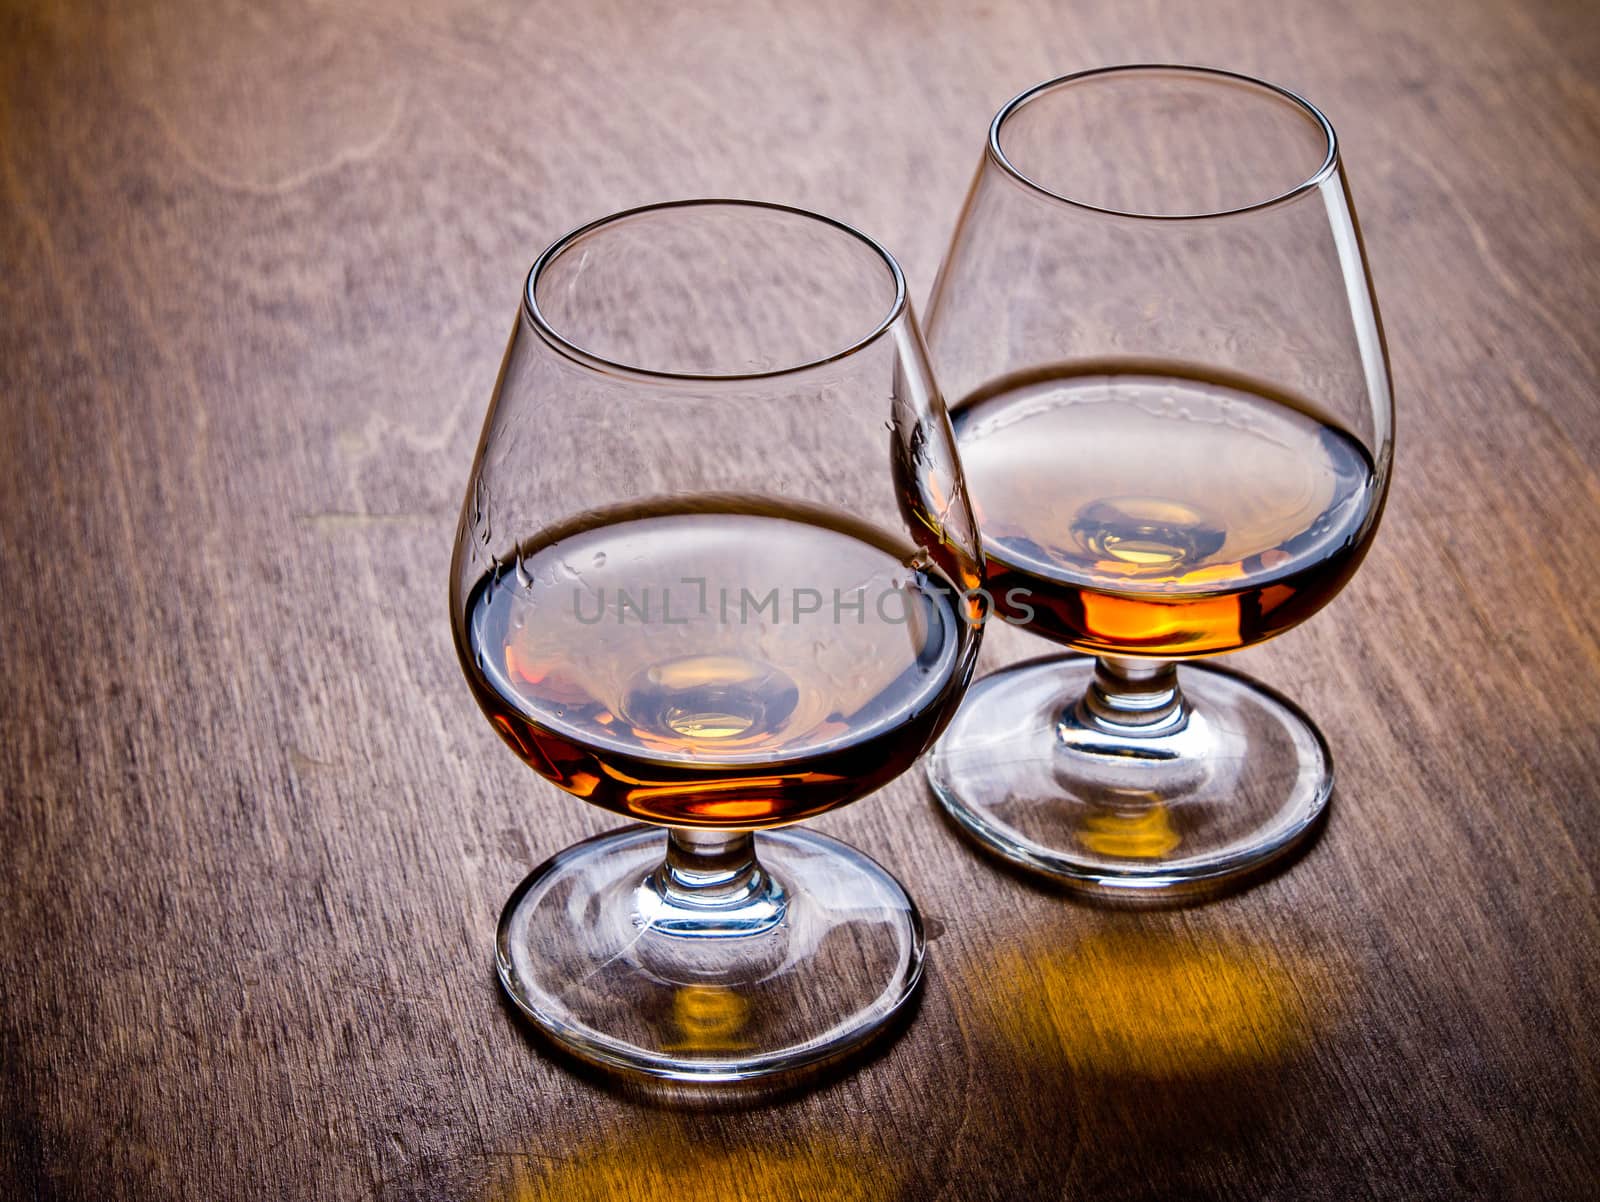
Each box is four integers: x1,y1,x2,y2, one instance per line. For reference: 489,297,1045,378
662,984,752,1054
972,930,1331,1079
493,1126,884,1202
1077,802,1182,859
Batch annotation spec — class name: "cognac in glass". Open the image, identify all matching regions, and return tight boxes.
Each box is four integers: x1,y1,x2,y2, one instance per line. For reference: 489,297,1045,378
450,200,983,1078
924,67,1394,897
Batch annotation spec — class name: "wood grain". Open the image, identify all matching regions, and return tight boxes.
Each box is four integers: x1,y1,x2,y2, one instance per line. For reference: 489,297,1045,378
3,0,1598,1198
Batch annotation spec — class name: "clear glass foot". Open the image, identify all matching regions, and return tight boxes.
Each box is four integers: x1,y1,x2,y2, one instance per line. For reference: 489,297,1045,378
496,825,924,1081
925,654,1330,900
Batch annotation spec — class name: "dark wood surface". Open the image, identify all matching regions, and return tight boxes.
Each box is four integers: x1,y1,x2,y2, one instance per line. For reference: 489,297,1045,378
4,1,1598,1198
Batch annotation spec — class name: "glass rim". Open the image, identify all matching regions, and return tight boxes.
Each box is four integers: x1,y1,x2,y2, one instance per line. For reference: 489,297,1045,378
987,64,1340,221
522,198,910,383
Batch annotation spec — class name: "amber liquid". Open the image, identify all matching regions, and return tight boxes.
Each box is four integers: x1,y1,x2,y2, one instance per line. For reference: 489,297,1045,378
456,497,977,827
951,362,1381,656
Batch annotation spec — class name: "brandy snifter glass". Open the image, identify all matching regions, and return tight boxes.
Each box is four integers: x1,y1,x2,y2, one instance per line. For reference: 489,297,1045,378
450,200,983,1080
924,66,1394,898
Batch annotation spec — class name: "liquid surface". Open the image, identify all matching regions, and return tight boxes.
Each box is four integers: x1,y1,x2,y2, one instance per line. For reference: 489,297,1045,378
457,499,976,826
952,363,1381,655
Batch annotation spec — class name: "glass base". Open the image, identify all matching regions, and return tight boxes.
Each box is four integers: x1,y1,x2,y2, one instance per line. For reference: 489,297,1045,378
925,654,1330,900
496,825,924,1082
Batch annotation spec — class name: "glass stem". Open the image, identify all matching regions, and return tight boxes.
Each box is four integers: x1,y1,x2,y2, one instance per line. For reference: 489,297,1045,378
1079,655,1188,734
651,828,785,916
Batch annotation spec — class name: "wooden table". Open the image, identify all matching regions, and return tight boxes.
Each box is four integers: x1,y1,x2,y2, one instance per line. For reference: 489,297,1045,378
4,1,1597,1198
